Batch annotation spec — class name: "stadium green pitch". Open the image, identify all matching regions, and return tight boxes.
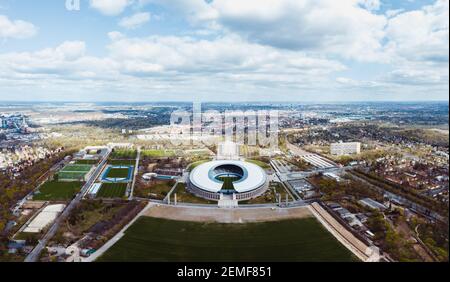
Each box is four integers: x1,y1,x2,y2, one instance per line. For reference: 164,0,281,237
98,217,357,262
60,164,92,172
106,168,130,178
57,164,93,181
33,181,83,201
96,183,127,198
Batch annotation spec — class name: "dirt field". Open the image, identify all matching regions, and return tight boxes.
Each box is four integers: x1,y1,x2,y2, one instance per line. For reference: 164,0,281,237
143,205,313,223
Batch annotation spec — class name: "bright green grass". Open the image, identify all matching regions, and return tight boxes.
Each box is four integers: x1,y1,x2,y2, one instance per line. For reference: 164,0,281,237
141,150,176,158
109,160,135,166
61,164,92,172
33,181,83,201
96,183,127,198
57,171,87,181
106,168,130,178
110,149,138,159
75,159,98,165
246,159,271,169
187,160,210,171
98,217,357,262
217,176,241,190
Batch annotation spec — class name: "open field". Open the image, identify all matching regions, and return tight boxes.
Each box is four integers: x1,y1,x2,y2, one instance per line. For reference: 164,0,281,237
187,160,210,171
57,171,87,181
135,180,175,200
96,183,127,198
106,168,131,178
172,183,214,204
98,216,356,262
60,164,92,172
57,164,92,181
141,149,176,158
108,159,136,166
245,159,271,169
75,159,99,165
110,149,138,159
33,181,83,201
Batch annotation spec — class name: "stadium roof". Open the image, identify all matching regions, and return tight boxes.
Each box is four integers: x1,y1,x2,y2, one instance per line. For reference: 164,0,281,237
189,160,267,193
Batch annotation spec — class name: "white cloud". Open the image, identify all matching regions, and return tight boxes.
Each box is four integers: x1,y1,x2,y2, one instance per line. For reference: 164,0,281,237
119,12,150,29
385,0,449,64
386,9,404,18
106,34,345,77
89,0,133,16
358,0,381,11
0,0,448,101
0,41,117,79
148,0,388,61
0,15,37,39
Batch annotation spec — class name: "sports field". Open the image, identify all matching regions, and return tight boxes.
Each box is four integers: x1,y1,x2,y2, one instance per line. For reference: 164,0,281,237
57,164,92,181
110,149,138,159
98,217,357,262
142,149,176,158
105,167,131,178
109,159,135,166
96,183,127,198
33,181,83,201
61,164,92,172
75,159,98,165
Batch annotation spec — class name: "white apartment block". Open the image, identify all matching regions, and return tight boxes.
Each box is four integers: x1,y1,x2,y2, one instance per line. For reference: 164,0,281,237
217,141,240,160
330,142,361,156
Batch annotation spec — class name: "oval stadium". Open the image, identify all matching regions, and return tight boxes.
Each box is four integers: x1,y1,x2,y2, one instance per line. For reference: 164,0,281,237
188,160,268,201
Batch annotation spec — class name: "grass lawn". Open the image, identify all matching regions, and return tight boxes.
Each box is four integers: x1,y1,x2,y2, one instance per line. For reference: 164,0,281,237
57,171,87,181
141,149,176,158
33,181,83,201
75,159,99,165
106,168,131,178
96,183,127,198
217,176,240,190
135,180,175,200
110,149,138,159
172,183,214,204
246,159,271,169
109,159,136,166
187,160,210,172
61,164,92,172
98,217,357,262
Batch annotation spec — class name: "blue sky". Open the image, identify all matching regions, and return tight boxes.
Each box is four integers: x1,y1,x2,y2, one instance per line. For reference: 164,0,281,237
0,0,448,102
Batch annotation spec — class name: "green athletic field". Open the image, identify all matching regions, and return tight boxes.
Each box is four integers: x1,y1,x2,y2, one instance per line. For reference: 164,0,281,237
109,160,135,166
218,176,241,190
33,181,83,201
60,164,93,172
98,217,357,262
141,150,176,158
57,171,87,181
96,183,127,198
105,168,130,178
57,164,93,181
75,159,99,165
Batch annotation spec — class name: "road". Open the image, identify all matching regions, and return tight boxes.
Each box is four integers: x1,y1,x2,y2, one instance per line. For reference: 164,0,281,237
128,147,141,200
24,149,111,262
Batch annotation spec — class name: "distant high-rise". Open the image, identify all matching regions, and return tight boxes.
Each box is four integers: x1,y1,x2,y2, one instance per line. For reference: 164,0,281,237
330,142,361,156
217,141,240,160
